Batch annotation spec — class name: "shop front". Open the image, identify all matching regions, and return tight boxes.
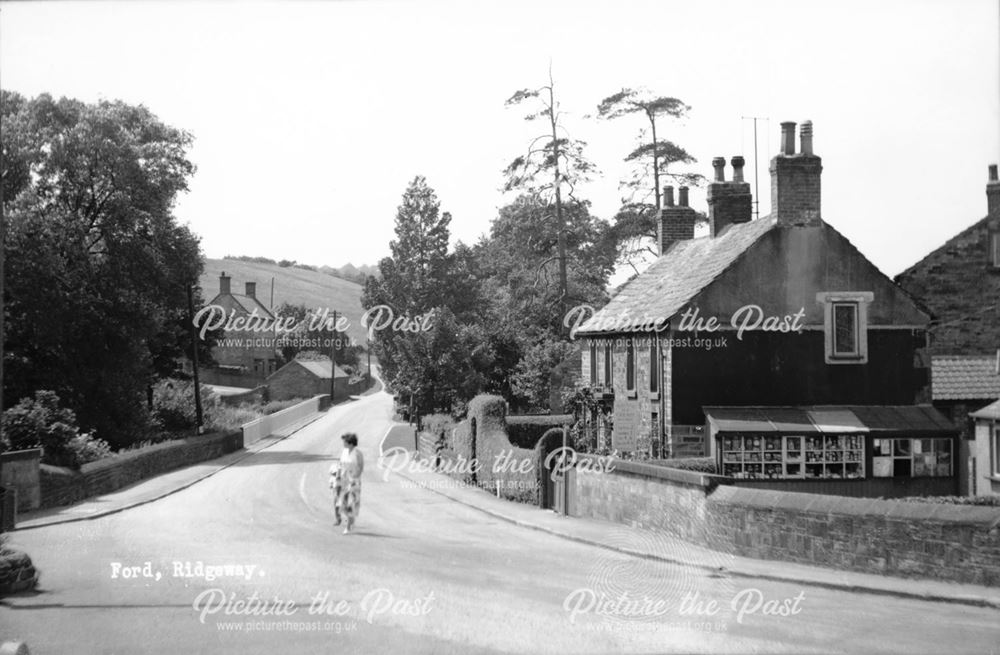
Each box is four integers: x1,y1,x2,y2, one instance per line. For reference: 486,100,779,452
705,405,959,498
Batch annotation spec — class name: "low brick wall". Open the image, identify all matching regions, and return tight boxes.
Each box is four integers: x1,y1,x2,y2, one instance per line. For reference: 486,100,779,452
570,458,1000,586
38,431,242,510
241,395,326,445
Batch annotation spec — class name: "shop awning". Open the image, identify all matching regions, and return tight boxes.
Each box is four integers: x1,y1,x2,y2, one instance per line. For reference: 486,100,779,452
703,405,956,435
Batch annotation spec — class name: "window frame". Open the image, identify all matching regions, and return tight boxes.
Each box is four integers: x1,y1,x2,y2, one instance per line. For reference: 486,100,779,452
817,292,873,364
649,337,659,396
625,337,636,395
603,344,613,387
992,422,1000,477
872,437,953,478
589,342,598,386
991,231,1000,269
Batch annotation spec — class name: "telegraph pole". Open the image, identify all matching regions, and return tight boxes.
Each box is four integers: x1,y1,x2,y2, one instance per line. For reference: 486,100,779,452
742,116,768,219
328,309,338,402
187,285,204,433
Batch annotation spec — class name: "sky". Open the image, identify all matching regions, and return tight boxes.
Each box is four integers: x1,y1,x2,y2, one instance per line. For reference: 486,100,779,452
2,0,998,282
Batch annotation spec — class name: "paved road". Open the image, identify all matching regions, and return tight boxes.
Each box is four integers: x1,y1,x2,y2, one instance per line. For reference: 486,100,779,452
2,390,998,654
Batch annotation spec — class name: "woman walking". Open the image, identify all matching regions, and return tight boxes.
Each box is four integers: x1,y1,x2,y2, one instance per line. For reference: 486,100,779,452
336,432,364,534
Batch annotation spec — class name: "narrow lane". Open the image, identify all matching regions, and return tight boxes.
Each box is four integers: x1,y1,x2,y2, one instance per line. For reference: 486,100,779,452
2,390,998,654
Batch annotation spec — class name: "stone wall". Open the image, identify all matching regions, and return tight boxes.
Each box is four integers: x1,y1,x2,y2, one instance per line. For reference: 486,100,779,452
0,449,42,512
38,431,242,510
570,457,1000,586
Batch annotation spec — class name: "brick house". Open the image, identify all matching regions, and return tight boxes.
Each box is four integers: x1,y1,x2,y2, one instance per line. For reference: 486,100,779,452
894,165,1000,493
574,121,957,497
204,272,278,384
266,358,352,401
895,165,1000,355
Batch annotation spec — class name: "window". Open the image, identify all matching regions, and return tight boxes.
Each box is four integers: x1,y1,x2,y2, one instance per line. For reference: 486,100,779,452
603,344,613,386
626,338,635,393
992,424,1000,476
872,438,952,478
991,232,1000,268
589,342,598,385
720,434,865,480
832,303,859,357
649,338,659,394
817,292,872,364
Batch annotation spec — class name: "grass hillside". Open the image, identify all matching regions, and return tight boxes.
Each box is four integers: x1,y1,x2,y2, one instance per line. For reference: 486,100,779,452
200,258,369,345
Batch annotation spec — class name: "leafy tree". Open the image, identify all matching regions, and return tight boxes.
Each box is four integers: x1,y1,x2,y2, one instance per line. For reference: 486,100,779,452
596,88,704,266
476,196,615,337
2,91,200,447
504,68,596,325
471,196,615,410
510,337,578,412
362,177,483,416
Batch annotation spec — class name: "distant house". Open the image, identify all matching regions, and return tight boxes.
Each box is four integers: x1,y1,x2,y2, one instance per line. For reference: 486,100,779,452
574,120,957,498
267,358,352,401
205,272,278,384
971,400,1000,497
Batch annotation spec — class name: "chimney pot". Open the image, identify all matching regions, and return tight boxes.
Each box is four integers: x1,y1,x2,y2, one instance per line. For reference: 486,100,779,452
988,163,1000,216
731,156,746,183
800,121,814,155
771,120,822,227
678,186,689,207
780,121,797,155
712,157,726,182
663,185,675,207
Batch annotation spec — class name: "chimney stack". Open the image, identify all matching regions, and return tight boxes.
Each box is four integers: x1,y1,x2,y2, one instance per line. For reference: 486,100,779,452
707,156,753,237
770,120,822,227
658,184,697,254
219,272,231,295
987,164,1000,216
245,281,257,298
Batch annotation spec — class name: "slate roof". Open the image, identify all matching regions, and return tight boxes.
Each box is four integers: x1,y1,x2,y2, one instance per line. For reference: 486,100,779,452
230,293,275,320
895,214,1000,354
704,405,957,434
577,216,778,334
931,355,1000,401
294,359,348,379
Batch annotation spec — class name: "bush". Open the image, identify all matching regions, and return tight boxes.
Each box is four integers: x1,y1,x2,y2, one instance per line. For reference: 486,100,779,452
205,404,261,433
422,414,455,439
152,379,218,432
1,390,112,468
506,414,573,449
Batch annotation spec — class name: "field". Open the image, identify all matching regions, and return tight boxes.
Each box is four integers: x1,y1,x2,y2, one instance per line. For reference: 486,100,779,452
200,258,369,344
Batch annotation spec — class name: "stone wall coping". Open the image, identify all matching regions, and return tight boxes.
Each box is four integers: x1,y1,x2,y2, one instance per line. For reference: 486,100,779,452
709,484,1000,527
576,454,730,489
0,449,43,463
75,431,238,474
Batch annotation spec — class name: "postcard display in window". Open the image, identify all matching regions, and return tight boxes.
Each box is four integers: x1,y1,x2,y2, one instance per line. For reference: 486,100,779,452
872,438,951,478
721,434,865,480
